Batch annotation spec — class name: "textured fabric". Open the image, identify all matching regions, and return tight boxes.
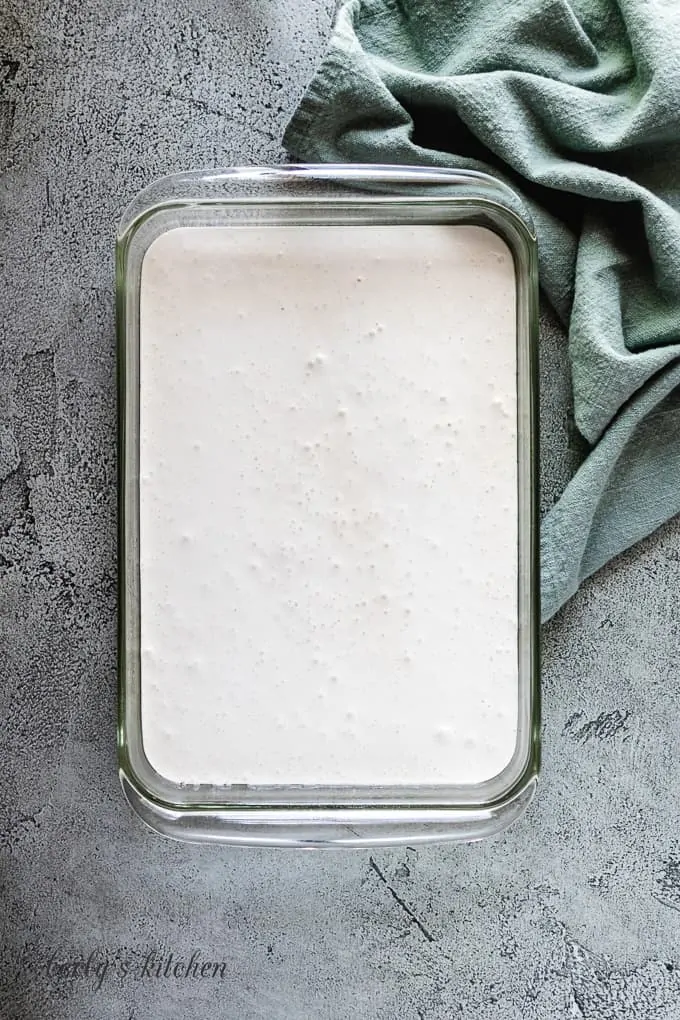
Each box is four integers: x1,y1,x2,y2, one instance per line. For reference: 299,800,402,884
284,0,680,621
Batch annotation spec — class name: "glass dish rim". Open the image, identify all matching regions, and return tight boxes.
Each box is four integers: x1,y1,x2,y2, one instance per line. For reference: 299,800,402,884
116,163,540,840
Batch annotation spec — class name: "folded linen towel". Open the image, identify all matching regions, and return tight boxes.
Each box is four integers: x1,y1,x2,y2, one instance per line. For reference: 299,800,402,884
284,0,680,621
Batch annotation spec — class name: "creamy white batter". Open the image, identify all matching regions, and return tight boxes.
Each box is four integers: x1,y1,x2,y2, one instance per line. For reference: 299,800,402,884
138,223,518,787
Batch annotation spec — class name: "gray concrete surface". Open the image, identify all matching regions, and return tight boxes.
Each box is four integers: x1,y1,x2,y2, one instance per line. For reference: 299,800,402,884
2,2,680,1018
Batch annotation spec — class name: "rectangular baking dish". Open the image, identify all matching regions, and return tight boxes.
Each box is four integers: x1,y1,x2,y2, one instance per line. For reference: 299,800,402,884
117,164,540,847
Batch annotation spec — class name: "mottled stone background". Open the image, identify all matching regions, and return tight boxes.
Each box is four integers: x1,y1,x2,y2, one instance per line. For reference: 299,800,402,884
2,2,680,1018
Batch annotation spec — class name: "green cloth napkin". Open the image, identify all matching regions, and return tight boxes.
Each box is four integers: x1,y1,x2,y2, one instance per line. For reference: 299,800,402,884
284,0,680,622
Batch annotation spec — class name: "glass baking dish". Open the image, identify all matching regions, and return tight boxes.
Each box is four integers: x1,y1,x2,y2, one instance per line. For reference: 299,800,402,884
117,164,540,847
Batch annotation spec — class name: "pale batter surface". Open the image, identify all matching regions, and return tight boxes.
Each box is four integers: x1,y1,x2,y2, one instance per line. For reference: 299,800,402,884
138,223,518,787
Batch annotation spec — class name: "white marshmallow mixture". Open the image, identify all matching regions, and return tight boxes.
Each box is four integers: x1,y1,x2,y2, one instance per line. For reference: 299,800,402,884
138,224,518,787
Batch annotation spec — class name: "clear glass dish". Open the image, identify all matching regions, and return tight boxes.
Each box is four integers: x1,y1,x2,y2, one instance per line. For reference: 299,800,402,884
117,164,540,847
